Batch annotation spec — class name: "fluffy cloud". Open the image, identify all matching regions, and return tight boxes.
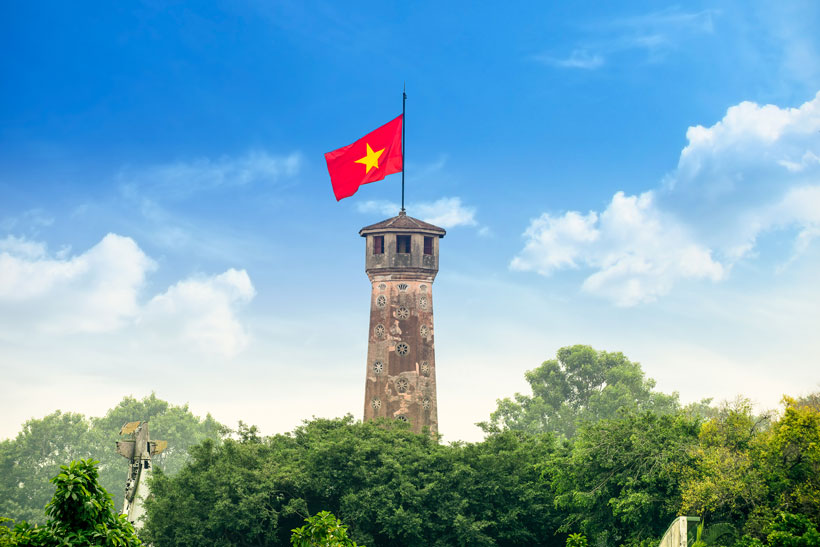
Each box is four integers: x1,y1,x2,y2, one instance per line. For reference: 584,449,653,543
514,91,820,305
512,192,724,306
357,197,479,229
0,234,255,355
664,91,820,258
141,269,255,357
0,234,154,332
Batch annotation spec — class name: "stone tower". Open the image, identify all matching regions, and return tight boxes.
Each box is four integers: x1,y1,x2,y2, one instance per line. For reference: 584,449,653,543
360,210,445,434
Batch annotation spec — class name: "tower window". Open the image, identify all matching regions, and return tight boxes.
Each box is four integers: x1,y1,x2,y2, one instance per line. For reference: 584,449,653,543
373,236,384,254
396,235,411,253
424,237,433,255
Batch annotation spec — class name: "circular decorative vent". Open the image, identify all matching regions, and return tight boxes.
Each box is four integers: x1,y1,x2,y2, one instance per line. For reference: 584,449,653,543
419,295,428,310
375,324,385,338
396,342,409,356
376,295,386,308
422,398,431,410
419,284,427,291
378,283,386,290
371,398,382,409
373,361,383,374
397,283,408,292
420,361,430,376
396,415,409,422
396,377,409,393
420,325,429,337
396,306,410,319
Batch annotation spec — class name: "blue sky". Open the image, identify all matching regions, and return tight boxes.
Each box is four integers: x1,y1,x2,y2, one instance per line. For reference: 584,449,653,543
2,1,819,442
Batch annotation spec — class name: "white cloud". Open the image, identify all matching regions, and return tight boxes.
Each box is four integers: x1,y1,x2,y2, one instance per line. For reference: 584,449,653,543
141,269,256,357
0,235,47,259
664,91,820,259
119,150,302,200
514,91,820,305
413,197,478,228
357,197,479,229
510,210,599,273
0,234,155,332
356,199,398,217
512,192,724,306
0,234,255,355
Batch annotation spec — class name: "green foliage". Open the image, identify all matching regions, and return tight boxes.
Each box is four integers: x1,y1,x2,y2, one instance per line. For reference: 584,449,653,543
0,518,15,547
0,411,92,524
690,521,740,547
5,350,820,547
547,410,700,546
764,512,820,547
565,532,587,547
680,399,771,524
291,511,362,547
700,522,739,546
763,399,820,522
681,396,820,541
0,459,141,546
0,394,228,524
134,357,820,547
142,416,560,546
480,345,680,439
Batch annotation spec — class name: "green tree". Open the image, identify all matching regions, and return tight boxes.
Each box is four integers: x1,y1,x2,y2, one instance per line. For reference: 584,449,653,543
0,412,93,524
764,512,820,547
480,345,680,439
681,395,820,540
761,398,820,525
680,399,771,525
0,394,228,525
291,511,362,547
143,416,561,546
2,459,141,546
547,410,700,546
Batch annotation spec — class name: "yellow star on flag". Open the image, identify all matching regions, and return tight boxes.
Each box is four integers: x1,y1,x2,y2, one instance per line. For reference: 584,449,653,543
354,143,385,174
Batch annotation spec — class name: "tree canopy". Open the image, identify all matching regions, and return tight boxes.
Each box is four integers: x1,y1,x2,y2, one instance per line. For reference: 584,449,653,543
0,394,228,525
3,347,819,547
142,417,559,546
1,459,142,546
479,345,680,438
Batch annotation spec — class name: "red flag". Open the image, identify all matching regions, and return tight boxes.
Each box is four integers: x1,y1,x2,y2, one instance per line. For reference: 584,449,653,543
325,115,403,201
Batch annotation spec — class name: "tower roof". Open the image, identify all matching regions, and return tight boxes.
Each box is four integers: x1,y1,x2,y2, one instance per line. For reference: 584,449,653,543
359,210,446,237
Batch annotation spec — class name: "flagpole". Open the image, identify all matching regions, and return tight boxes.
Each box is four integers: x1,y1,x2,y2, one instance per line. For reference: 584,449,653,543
401,84,406,213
